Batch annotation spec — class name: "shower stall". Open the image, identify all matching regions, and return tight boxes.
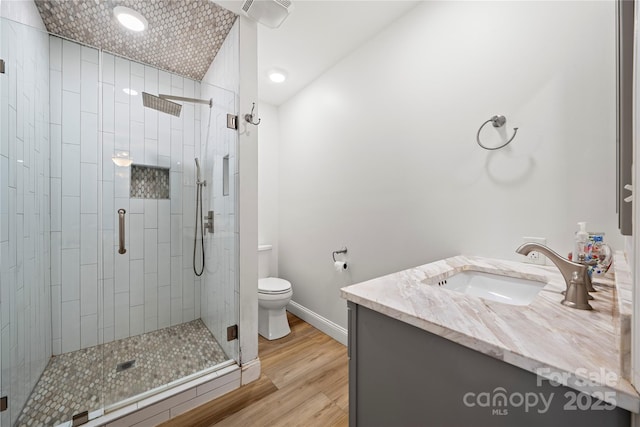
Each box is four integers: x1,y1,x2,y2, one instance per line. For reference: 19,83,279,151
0,12,242,427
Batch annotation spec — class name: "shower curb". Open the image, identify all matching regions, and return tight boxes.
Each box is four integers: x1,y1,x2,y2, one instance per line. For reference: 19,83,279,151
58,363,240,427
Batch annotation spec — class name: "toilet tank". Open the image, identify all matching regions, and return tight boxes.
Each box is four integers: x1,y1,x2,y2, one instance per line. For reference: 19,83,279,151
258,245,272,279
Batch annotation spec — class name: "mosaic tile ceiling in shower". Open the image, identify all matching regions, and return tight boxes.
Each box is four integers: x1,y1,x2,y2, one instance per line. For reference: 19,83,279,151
34,0,238,80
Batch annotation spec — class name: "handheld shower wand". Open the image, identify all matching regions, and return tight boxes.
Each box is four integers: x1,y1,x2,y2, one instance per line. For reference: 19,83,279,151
195,157,203,184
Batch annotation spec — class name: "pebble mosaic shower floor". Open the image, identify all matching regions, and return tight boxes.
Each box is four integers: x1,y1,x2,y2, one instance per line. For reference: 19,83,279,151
16,320,229,427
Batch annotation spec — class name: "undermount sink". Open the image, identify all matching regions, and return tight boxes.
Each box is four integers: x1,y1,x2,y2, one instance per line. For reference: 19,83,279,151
438,271,546,306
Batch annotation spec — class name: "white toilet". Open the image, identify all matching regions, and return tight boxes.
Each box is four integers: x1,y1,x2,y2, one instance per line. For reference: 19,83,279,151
258,245,292,340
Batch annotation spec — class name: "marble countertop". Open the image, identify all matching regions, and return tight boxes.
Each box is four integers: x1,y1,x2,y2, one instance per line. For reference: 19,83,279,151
613,251,632,382
340,255,640,413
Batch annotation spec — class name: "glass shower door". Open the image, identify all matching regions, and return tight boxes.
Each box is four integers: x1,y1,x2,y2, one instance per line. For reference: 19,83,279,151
100,56,239,410
1,21,105,427
0,16,9,427
200,82,240,364
47,34,105,424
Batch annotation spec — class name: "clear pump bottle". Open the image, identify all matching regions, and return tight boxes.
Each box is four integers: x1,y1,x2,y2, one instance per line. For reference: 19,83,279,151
574,222,588,263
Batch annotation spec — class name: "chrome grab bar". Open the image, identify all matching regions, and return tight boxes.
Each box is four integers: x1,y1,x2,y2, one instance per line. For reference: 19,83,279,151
118,209,126,254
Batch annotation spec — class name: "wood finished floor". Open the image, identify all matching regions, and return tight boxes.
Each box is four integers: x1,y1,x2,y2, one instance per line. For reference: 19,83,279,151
160,313,348,427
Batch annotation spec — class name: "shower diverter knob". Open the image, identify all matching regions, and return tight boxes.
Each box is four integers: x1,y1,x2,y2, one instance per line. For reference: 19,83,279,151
204,210,214,234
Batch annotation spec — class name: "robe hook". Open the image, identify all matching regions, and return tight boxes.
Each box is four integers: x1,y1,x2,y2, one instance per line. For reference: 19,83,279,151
244,102,261,126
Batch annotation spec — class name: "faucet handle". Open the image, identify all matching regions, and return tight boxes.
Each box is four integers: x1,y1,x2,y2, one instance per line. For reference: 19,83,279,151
561,272,593,310
584,270,596,293
574,253,597,293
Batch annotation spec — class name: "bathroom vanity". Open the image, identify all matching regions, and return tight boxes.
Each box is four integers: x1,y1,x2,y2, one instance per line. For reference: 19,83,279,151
341,255,637,427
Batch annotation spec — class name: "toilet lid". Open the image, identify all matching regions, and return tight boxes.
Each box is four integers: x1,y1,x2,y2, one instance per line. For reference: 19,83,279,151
259,277,292,294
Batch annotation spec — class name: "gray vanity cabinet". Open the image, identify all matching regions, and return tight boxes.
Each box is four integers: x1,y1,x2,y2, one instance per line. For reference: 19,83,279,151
617,0,634,235
347,301,630,427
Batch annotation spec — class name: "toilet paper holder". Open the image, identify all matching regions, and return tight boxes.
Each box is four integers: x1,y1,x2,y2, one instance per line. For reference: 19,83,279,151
332,247,348,262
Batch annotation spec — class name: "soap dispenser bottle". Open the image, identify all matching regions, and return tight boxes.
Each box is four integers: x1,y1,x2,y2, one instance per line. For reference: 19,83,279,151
574,222,589,263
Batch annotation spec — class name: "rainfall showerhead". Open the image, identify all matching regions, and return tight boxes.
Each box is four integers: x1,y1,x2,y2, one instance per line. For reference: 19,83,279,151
142,92,212,117
142,92,182,117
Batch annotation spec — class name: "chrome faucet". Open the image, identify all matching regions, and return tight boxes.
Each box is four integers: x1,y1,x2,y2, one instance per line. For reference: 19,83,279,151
515,243,593,310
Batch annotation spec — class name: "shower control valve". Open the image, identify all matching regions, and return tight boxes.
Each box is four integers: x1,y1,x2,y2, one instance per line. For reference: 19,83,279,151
204,210,214,234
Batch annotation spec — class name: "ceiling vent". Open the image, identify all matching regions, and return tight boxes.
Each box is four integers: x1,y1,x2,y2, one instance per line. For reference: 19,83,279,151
241,0,293,29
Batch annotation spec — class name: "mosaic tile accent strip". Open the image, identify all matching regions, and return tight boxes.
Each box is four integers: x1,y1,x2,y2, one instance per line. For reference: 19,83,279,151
34,0,238,80
130,164,170,199
16,320,229,427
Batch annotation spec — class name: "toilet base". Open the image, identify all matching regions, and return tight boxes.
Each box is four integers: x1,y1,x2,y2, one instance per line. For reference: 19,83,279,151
258,305,291,340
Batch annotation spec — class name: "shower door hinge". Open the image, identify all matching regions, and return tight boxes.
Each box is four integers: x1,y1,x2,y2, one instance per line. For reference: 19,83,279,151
72,410,89,426
227,114,238,130
0,396,7,412
227,324,238,341
0,59,5,74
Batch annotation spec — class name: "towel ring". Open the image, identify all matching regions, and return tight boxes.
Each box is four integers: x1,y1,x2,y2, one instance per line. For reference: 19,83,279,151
476,115,518,150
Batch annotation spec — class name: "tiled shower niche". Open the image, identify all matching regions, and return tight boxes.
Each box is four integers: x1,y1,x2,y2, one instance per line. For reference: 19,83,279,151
130,164,170,199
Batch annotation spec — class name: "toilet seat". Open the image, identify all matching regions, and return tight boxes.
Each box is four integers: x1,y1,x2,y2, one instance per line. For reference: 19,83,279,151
259,277,292,295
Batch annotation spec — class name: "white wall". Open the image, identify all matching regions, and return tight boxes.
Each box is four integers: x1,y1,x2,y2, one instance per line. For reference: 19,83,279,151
258,102,279,277
276,1,621,330
202,20,239,93
0,0,45,30
0,14,51,426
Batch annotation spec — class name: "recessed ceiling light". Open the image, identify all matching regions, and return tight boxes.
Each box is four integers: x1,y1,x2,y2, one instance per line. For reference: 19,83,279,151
268,69,287,83
123,88,138,96
114,6,148,32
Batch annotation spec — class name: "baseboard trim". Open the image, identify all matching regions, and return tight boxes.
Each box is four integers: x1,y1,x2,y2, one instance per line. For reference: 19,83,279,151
241,358,261,385
287,301,348,346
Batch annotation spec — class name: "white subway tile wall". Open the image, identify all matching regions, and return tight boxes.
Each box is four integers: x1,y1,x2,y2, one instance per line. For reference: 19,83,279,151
0,19,52,427
50,36,98,353
49,36,205,352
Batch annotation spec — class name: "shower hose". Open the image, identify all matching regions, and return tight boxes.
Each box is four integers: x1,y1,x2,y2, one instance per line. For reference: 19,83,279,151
193,182,205,276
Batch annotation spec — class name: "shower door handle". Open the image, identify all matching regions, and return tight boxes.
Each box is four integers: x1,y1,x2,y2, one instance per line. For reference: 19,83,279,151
118,209,127,254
